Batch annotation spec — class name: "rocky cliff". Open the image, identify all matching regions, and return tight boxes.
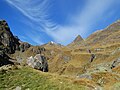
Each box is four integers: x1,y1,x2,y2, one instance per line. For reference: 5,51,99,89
0,20,20,54
0,20,32,66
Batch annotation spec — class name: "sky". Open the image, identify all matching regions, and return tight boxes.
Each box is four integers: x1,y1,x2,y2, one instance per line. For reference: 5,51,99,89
0,0,120,45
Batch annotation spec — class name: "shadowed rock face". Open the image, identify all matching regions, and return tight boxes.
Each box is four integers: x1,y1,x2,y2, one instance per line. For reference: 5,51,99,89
0,20,31,66
0,20,19,66
19,42,31,52
0,51,13,66
0,20,20,54
27,54,48,72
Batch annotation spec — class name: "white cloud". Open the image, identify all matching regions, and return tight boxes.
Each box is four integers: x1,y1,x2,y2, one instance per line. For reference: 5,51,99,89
6,0,48,22
5,0,56,44
50,0,119,45
5,0,120,45
73,0,115,26
46,0,118,45
46,25,86,45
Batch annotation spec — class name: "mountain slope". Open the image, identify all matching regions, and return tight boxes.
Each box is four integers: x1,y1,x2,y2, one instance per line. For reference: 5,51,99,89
67,20,120,49
86,20,120,47
0,19,120,90
0,66,91,90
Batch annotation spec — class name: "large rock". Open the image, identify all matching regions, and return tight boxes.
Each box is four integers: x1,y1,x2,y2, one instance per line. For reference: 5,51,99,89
27,54,48,72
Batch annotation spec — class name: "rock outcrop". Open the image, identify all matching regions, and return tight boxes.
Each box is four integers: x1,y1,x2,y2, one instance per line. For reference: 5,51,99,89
19,42,31,52
111,58,120,69
0,20,20,54
27,54,48,72
0,20,32,66
0,20,20,66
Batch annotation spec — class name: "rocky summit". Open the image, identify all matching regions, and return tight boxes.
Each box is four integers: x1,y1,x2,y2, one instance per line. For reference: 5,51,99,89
68,35,84,48
73,35,84,43
0,19,120,90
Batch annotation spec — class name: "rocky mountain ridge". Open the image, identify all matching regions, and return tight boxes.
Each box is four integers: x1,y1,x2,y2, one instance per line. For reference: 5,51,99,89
68,20,120,49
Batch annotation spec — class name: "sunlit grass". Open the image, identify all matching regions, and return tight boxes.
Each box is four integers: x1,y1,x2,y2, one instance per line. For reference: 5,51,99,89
0,66,87,90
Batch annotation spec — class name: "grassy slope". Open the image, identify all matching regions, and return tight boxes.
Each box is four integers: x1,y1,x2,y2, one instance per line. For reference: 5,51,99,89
0,66,88,90
0,66,120,90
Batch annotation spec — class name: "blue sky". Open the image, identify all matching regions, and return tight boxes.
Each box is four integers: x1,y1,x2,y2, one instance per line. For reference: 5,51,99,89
0,0,120,45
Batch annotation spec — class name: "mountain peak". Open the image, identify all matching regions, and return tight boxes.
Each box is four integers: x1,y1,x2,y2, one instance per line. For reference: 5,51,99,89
50,41,56,44
48,41,57,45
67,35,84,47
42,41,63,47
73,35,83,43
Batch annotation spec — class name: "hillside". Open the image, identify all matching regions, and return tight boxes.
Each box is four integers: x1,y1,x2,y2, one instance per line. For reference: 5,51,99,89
68,20,120,49
0,66,92,90
1,66,120,90
86,20,120,47
0,19,120,90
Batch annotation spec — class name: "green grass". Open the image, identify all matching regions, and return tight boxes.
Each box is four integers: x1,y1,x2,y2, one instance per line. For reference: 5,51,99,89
0,66,87,90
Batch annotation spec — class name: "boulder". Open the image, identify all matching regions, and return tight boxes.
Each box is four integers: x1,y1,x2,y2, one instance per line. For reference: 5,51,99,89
27,54,48,72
